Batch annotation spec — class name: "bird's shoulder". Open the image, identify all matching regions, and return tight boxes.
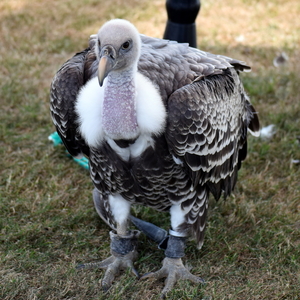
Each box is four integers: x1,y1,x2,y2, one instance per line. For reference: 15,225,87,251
138,35,250,101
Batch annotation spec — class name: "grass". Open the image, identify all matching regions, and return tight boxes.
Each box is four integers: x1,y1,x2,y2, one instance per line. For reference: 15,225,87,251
0,0,299,299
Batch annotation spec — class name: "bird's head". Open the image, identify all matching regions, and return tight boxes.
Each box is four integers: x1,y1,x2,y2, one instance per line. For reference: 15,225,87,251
96,19,141,87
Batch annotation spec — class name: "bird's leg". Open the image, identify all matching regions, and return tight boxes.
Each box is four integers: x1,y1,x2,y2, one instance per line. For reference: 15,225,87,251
100,223,140,291
77,190,141,291
77,220,140,291
141,232,204,298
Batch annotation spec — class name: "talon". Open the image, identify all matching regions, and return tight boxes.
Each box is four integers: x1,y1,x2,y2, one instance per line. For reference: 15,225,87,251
130,265,140,278
140,272,155,280
102,282,110,293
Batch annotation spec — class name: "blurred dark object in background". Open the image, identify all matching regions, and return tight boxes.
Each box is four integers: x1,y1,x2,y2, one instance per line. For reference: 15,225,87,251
163,0,200,48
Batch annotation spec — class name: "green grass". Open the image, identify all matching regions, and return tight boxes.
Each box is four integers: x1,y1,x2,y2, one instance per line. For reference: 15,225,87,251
1,0,300,299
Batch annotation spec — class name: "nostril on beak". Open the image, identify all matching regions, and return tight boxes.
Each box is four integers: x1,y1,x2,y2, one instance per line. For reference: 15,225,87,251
102,47,115,60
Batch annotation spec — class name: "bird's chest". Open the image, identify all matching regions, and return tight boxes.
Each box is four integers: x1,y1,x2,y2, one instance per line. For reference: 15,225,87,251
90,136,191,211
90,136,176,195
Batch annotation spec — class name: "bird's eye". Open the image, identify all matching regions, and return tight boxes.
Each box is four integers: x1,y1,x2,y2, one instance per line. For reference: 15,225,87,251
121,41,130,50
98,40,101,48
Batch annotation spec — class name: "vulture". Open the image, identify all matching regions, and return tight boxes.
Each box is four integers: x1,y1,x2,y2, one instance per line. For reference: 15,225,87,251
50,19,259,296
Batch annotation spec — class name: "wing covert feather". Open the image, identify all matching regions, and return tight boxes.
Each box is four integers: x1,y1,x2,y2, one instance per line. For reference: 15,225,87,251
166,68,256,200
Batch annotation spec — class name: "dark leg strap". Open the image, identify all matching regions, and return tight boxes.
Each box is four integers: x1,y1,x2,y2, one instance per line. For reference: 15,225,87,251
110,230,140,257
165,235,186,259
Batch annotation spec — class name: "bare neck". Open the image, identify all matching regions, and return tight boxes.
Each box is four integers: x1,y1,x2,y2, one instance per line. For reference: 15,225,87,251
102,69,140,141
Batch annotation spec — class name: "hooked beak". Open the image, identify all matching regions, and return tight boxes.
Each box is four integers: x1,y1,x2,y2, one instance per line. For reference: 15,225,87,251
98,46,116,87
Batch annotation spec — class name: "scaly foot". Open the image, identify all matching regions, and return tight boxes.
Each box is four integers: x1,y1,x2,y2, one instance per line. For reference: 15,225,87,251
141,257,204,298
76,230,140,291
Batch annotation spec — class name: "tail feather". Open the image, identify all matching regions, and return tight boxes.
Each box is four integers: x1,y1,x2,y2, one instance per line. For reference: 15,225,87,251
248,104,260,137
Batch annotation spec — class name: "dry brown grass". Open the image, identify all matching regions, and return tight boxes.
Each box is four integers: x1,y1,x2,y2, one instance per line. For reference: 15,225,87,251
1,0,299,299
199,0,300,48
